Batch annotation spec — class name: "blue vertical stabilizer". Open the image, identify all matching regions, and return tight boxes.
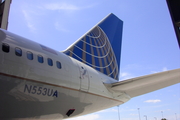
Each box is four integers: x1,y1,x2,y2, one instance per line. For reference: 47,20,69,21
63,13,123,80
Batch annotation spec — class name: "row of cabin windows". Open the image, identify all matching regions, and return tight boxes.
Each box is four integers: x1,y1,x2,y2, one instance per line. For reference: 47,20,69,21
2,43,61,69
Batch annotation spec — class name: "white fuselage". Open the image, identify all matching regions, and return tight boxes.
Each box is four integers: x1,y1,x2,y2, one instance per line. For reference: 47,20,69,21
0,29,130,119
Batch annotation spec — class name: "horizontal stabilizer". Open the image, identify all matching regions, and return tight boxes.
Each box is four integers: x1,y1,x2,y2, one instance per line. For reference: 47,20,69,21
111,69,180,98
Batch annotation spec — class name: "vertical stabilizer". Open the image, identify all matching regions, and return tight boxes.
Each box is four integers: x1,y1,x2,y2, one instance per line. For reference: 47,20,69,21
63,13,123,80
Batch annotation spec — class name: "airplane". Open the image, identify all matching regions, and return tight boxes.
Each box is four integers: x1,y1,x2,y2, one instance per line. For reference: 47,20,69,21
0,13,179,120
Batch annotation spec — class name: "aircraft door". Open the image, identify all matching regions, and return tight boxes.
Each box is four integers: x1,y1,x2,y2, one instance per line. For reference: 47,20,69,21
77,62,89,92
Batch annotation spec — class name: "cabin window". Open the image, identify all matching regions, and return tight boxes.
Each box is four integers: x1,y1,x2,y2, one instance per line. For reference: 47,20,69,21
38,55,44,63
2,43,9,53
27,51,33,60
56,61,61,69
47,58,53,66
15,47,22,56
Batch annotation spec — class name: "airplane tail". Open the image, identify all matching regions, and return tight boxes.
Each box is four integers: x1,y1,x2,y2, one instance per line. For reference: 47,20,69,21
63,13,123,80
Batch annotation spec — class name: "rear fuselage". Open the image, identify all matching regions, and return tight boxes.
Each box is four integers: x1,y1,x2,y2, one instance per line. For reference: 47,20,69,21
0,29,130,120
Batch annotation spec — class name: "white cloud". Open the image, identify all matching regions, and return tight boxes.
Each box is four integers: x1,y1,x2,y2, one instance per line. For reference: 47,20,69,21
44,3,79,11
96,108,119,113
151,67,168,73
20,1,98,33
129,113,138,116
162,67,168,71
124,64,143,70
22,10,36,32
151,71,158,73
21,3,45,32
129,109,136,111
43,2,98,12
121,72,130,77
54,21,70,32
144,99,161,103
66,114,99,120
120,72,134,80
111,108,118,112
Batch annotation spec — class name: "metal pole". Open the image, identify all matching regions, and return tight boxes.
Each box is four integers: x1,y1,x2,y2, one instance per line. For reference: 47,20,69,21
175,113,177,120
138,108,141,120
117,105,120,120
144,115,147,120
161,111,164,119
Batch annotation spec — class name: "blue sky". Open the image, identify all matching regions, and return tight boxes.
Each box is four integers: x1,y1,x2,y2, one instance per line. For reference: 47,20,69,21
8,0,180,120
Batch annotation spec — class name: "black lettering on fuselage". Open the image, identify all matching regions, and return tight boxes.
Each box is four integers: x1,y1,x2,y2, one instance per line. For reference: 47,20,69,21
24,84,32,93
24,84,58,97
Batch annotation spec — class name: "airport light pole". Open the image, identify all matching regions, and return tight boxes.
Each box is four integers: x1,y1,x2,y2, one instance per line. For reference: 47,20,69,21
137,108,141,120
117,105,120,120
161,111,164,119
144,115,147,120
175,113,177,120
